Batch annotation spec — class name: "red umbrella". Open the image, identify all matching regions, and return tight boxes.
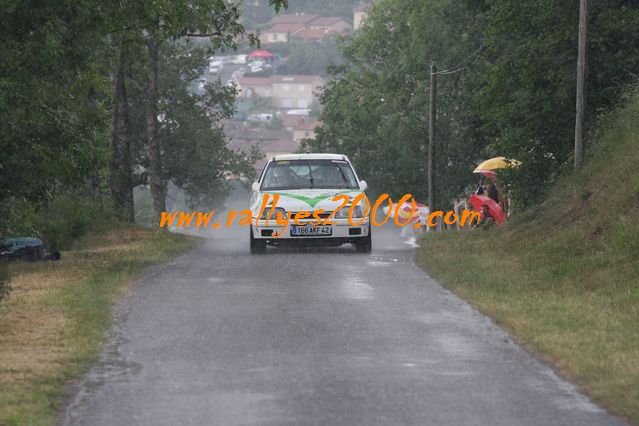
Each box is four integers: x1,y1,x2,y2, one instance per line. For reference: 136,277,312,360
248,49,275,58
469,194,506,225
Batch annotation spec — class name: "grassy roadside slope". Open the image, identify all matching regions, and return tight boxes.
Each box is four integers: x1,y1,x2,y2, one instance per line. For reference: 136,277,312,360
416,91,639,422
0,223,197,425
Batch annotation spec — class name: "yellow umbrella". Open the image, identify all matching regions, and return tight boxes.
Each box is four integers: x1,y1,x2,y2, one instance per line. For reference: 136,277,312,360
473,156,521,173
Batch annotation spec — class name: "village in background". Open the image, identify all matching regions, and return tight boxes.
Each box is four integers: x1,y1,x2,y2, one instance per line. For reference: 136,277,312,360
194,3,371,174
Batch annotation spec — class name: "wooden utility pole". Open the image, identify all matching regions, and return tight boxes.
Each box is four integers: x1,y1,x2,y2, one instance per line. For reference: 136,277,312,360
574,0,588,169
428,63,437,221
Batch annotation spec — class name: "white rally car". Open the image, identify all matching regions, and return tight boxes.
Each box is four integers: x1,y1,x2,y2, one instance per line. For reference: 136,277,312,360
249,153,371,254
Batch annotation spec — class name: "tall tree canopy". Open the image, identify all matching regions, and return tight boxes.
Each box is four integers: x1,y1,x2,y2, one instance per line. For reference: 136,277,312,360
0,0,287,235
470,0,639,206
303,0,484,205
303,0,639,208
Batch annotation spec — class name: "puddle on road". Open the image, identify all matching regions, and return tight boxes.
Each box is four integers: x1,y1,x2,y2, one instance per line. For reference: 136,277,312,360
366,259,398,268
366,255,401,267
337,264,375,300
432,332,483,360
339,277,375,300
413,311,476,326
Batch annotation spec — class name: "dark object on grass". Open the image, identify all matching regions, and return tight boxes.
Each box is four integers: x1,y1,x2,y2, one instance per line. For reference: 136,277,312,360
45,251,61,261
0,238,61,261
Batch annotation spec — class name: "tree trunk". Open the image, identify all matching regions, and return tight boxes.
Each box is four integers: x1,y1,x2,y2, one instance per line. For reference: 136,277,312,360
145,32,166,224
108,35,134,222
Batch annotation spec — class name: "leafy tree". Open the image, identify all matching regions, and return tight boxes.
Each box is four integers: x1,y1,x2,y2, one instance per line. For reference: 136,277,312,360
305,0,639,210
277,38,342,76
469,0,639,206
129,42,257,210
0,0,288,236
133,0,287,223
302,0,484,207
0,1,112,235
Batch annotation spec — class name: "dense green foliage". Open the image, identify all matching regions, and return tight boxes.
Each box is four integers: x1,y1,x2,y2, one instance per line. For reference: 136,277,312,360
0,0,286,240
277,38,342,76
472,0,639,207
0,1,111,235
241,0,361,28
127,41,255,209
303,0,484,205
303,0,639,208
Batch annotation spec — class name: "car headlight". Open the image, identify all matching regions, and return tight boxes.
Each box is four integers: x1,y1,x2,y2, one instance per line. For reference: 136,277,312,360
336,205,363,219
260,207,286,220
351,205,364,218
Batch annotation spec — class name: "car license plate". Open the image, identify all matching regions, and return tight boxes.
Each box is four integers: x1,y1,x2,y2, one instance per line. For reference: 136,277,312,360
291,225,332,236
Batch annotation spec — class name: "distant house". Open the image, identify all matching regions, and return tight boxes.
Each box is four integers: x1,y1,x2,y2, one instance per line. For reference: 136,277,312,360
261,23,307,44
263,14,352,44
307,17,352,34
282,115,321,141
292,119,321,141
282,114,304,129
295,28,331,42
270,14,320,25
227,133,299,173
235,77,271,98
252,139,301,172
270,75,324,109
353,4,371,30
261,138,300,160
235,75,324,111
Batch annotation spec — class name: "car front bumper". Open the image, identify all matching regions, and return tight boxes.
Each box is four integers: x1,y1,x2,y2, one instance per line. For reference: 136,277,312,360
252,218,370,240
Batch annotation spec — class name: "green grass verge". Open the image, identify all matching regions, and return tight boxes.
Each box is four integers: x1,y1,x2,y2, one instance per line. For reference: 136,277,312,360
416,91,639,423
0,222,197,425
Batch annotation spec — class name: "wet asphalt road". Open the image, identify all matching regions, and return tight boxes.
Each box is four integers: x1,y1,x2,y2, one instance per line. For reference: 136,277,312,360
62,205,623,425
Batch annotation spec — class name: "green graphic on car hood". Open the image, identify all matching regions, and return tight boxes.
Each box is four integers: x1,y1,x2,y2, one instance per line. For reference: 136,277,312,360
265,190,356,208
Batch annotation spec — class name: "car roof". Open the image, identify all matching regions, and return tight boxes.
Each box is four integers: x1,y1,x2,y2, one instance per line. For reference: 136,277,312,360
271,153,349,161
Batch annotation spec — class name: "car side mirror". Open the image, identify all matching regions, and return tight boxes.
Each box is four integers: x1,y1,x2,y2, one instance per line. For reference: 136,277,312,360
359,180,368,191
251,181,260,192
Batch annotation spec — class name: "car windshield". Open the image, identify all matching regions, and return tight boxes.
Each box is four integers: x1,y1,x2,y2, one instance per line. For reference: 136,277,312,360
261,159,359,191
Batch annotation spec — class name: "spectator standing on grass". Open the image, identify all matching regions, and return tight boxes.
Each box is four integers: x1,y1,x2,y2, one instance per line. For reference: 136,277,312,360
475,175,486,196
487,182,499,203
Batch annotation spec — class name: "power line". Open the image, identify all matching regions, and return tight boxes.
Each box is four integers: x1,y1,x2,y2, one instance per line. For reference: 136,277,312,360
432,45,484,76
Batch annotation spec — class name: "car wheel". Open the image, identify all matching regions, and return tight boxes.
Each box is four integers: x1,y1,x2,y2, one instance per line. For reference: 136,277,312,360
250,227,266,254
354,227,372,253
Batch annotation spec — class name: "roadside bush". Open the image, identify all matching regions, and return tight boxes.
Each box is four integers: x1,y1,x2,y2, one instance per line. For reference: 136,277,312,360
0,194,110,253
0,197,38,238
33,196,105,251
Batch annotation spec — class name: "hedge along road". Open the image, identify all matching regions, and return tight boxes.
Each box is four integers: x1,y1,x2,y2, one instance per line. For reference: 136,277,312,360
62,199,624,426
